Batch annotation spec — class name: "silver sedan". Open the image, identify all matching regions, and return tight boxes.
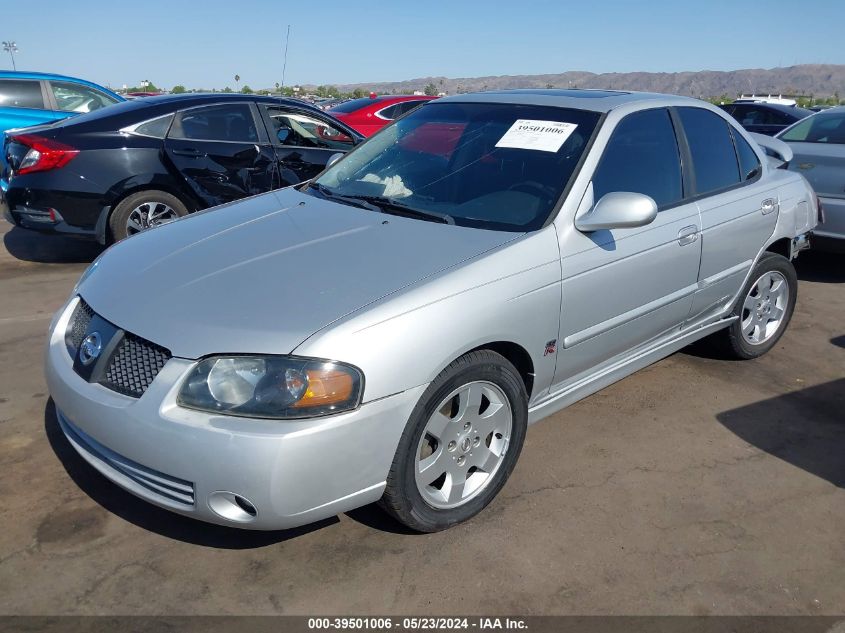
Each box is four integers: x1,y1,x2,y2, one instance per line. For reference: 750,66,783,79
777,105,845,251
47,90,817,532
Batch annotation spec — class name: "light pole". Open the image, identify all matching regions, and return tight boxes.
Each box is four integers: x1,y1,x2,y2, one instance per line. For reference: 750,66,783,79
2,41,18,71
281,25,291,89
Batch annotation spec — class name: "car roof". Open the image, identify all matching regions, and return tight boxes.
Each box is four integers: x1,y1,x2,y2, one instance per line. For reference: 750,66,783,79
126,92,317,109
439,89,701,113
0,70,123,98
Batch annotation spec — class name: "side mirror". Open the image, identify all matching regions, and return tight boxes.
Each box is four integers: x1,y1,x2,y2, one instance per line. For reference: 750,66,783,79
326,152,344,168
575,191,658,232
277,128,291,143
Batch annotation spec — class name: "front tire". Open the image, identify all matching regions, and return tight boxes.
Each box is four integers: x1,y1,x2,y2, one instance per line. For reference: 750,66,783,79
714,252,798,359
381,350,528,532
109,190,188,242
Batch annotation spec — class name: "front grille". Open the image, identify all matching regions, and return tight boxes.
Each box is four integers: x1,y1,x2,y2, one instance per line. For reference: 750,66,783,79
102,333,171,398
66,297,172,399
59,413,195,507
65,299,95,355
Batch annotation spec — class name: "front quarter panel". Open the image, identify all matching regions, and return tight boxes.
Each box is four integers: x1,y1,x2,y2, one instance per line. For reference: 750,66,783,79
293,227,563,405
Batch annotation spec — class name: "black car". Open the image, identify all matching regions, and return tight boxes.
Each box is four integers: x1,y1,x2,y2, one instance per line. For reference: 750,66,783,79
1,93,362,242
719,101,813,136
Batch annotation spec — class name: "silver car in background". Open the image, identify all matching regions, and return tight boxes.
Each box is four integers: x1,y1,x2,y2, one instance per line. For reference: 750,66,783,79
46,90,817,533
777,106,845,251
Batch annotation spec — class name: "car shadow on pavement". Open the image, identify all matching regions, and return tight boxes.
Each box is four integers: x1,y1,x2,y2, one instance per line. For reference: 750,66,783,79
3,226,104,264
831,335,845,349
794,250,845,283
44,400,339,547
715,378,845,489
345,504,419,535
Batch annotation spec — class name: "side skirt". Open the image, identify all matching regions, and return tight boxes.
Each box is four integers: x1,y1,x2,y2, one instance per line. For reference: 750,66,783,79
527,316,737,425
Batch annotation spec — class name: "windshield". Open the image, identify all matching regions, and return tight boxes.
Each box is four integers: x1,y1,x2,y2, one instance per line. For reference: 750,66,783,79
313,102,600,231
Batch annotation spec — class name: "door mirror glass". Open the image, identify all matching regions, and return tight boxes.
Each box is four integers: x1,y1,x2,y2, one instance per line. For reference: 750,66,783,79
277,128,291,144
576,191,658,232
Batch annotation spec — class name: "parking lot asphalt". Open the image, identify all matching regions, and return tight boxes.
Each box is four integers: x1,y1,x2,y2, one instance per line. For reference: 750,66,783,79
0,221,842,616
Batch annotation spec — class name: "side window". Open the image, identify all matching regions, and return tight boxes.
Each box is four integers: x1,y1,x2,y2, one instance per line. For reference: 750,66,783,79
395,100,426,117
49,81,118,112
730,127,762,181
129,113,174,138
0,79,44,109
677,107,741,195
376,103,402,120
592,108,683,209
262,106,354,150
170,104,257,142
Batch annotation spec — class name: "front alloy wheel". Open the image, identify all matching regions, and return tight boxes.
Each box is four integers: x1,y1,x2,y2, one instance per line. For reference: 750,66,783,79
382,350,528,532
415,381,513,509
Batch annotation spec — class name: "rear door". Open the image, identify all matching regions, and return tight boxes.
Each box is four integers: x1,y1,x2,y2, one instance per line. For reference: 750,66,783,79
552,107,702,390
0,78,64,130
164,102,278,207
678,107,778,322
256,104,357,186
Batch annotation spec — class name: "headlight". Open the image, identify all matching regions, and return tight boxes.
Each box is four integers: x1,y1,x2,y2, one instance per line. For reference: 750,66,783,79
177,355,364,419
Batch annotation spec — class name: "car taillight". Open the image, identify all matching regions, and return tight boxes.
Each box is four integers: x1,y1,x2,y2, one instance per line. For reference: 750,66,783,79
13,134,79,175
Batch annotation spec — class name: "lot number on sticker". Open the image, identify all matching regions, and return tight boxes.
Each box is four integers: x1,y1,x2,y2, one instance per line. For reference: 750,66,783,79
495,119,578,153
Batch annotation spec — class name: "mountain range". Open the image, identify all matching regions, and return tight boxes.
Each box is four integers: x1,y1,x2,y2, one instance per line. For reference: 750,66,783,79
317,64,845,99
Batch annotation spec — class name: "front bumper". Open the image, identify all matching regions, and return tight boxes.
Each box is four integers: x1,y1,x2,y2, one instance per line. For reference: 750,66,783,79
46,300,426,530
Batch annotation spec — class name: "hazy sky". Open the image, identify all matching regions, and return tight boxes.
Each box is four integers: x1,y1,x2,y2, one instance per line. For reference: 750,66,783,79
3,0,844,90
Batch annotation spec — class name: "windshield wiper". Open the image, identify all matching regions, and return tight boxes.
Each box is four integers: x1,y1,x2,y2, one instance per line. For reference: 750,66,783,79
346,195,455,225
308,182,381,212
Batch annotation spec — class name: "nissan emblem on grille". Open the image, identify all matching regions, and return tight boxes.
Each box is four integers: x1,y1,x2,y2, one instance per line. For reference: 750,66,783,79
78,332,103,366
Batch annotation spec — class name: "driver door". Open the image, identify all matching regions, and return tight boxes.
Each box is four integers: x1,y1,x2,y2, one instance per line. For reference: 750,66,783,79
552,108,702,390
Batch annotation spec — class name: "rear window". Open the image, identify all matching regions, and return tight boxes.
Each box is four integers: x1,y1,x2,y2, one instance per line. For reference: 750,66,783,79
0,79,44,109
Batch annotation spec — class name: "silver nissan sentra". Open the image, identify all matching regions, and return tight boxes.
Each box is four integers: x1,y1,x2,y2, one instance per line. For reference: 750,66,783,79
47,90,817,532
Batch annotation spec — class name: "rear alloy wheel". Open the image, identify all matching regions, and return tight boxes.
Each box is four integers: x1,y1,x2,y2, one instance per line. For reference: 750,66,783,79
109,190,188,242
381,350,528,532
709,252,798,359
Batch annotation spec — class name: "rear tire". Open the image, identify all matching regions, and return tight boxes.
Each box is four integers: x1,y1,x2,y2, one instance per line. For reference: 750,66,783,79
109,190,188,242
380,350,528,533
709,252,797,360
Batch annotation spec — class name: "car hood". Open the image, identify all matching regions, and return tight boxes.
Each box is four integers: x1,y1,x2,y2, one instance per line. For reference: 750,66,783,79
79,187,518,359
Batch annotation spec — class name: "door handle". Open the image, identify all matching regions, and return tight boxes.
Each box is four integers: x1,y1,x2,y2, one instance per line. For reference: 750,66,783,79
677,225,698,246
172,148,206,158
761,198,778,215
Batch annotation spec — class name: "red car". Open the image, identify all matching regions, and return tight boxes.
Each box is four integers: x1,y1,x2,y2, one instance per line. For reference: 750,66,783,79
328,95,438,136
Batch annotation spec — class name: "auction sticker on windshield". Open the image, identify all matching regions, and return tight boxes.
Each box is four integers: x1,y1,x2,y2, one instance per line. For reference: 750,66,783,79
495,119,578,152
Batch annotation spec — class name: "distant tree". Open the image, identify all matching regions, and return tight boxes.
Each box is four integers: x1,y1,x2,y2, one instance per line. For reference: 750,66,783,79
235,74,240,84
171,85,187,94
424,82,438,96
126,80,160,93
352,88,366,98
222,86,233,93
241,85,253,94
545,83,554,89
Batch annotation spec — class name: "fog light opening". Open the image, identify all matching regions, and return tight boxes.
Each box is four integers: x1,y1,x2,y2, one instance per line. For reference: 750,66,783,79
207,491,258,523
234,495,257,517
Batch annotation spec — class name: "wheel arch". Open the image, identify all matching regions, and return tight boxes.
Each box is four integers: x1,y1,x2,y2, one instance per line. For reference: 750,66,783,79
467,341,535,399
103,181,199,243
